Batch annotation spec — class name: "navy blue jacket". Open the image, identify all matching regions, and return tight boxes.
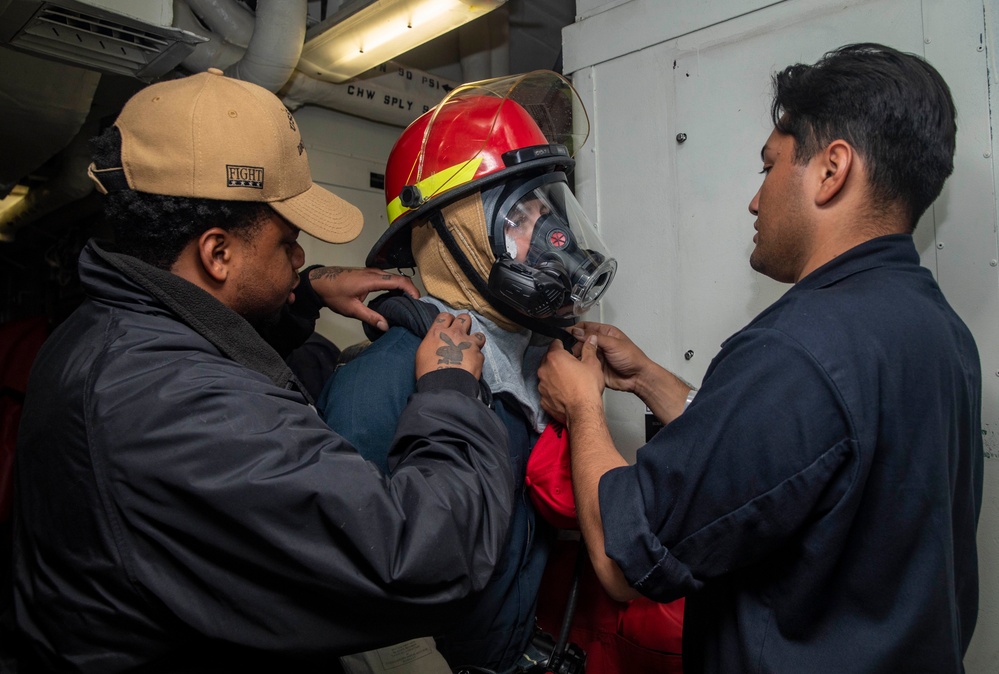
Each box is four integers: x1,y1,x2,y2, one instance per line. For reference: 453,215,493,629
319,296,554,672
600,235,982,673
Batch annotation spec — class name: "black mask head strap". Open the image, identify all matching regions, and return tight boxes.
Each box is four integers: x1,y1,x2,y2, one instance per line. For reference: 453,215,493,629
428,211,574,349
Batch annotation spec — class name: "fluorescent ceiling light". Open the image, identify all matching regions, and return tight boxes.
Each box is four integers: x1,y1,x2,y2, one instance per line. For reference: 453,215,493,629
0,184,30,242
0,184,30,217
299,0,506,84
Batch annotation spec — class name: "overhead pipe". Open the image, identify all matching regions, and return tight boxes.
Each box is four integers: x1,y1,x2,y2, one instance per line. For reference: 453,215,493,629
280,60,459,127
175,0,452,125
176,0,457,127
1,0,500,240
176,0,306,93
0,54,103,240
183,0,255,46
1,0,303,241
222,0,306,92
173,0,247,73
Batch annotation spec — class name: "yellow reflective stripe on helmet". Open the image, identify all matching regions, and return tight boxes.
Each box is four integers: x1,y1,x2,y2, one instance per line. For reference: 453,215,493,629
386,157,484,223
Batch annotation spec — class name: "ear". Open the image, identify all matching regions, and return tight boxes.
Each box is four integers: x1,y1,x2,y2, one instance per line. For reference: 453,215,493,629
814,139,854,207
197,227,233,283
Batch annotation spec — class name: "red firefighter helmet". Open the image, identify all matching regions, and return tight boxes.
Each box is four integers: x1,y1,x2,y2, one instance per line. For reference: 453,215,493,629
367,70,589,269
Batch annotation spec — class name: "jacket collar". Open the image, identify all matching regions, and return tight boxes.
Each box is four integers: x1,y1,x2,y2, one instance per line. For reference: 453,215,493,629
85,240,301,394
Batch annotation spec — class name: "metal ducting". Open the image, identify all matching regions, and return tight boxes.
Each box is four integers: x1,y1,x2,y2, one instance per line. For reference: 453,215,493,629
0,46,102,240
0,0,527,241
0,47,98,193
0,0,207,80
174,0,306,93
175,0,461,125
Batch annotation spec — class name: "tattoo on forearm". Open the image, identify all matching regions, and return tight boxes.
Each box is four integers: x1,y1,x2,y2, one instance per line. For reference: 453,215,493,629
310,267,348,282
436,333,470,365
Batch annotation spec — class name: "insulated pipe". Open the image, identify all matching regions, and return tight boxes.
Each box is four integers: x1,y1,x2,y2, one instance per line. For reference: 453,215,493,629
176,0,306,93
0,53,103,240
174,0,456,127
222,0,306,93
280,61,459,128
184,0,255,47
174,0,246,72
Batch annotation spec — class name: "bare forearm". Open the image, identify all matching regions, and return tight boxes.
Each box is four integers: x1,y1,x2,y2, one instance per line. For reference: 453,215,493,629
634,363,693,425
574,322,693,425
565,398,640,602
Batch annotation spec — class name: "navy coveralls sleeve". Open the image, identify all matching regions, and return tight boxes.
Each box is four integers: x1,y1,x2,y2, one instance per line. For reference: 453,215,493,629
600,235,983,673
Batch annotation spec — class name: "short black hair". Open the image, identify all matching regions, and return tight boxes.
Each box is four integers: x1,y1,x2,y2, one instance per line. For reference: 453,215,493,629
772,43,956,230
90,126,269,270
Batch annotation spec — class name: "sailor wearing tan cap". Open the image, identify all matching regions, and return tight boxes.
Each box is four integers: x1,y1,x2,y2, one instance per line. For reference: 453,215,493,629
11,69,513,673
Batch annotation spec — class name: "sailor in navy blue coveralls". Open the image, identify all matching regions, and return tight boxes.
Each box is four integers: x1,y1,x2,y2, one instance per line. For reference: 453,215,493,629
601,234,982,672
536,44,982,674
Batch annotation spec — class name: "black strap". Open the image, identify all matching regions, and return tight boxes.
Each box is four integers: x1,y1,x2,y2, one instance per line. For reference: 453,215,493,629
548,541,587,672
452,542,587,673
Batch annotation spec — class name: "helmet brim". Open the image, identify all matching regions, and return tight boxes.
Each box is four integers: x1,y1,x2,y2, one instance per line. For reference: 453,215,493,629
366,154,572,269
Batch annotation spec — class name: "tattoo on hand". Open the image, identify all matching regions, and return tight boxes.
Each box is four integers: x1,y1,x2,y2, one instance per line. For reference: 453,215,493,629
436,334,470,365
310,267,348,282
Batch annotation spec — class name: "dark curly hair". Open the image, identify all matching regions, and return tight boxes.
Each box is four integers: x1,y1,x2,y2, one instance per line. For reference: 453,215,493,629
90,126,269,270
771,43,956,231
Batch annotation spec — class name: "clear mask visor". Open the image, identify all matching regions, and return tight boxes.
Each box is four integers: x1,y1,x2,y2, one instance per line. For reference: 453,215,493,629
501,181,617,317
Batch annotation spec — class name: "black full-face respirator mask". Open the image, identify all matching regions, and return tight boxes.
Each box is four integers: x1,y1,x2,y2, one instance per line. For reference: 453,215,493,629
482,171,617,327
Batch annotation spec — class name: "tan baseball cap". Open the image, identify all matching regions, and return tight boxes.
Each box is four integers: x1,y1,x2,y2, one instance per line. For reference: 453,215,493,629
88,68,362,244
